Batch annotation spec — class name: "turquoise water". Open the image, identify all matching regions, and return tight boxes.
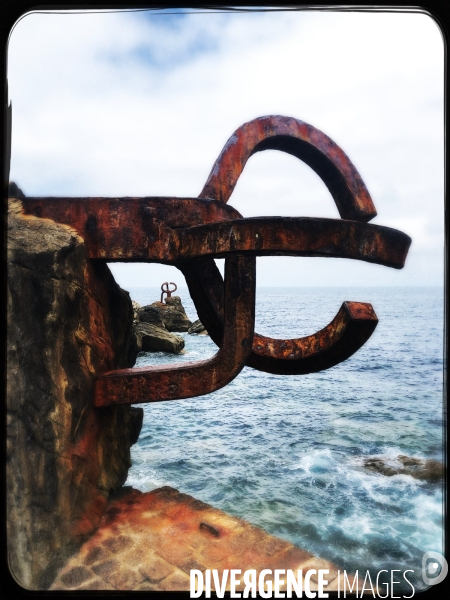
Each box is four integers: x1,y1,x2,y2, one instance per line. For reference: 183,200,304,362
125,286,444,590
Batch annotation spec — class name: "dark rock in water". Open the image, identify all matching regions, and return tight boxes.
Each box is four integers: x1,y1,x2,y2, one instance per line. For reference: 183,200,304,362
363,455,443,483
137,305,165,328
7,198,142,589
188,319,208,335
133,297,190,346
148,296,192,332
134,322,185,354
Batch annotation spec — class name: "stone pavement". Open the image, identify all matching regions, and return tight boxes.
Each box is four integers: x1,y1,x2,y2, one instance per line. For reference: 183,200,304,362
50,486,354,592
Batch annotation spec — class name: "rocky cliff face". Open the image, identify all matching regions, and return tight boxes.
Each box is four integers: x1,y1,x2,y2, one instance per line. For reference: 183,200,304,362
7,197,143,590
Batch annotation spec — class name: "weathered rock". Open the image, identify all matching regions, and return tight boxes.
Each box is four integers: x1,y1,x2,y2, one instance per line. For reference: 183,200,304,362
131,301,141,322
137,305,165,328
147,296,192,332
363,455,443,483
188,319,208,335
7,196,143,590
134,323,185,354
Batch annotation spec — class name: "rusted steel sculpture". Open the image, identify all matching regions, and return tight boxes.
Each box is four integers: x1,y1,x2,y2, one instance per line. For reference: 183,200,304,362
161,281,177,303
21,115,411,405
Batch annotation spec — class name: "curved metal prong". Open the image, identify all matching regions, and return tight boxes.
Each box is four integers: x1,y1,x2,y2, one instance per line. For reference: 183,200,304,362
190,115,408,375
178,261,378,376
94,256,255,406
199,115,377,222
249,302,378,375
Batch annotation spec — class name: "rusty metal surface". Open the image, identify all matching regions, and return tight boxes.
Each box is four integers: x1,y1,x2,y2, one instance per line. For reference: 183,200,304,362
94,256,255,406
20,202,410,267
189,116,409,376
21,197,243,260
17,115,412,405
161,282,177,303
199,115,377,222
178,261,380,376
249,302,379,375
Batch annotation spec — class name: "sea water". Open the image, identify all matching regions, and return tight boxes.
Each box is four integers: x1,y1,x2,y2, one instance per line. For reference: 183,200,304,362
125,286,444,591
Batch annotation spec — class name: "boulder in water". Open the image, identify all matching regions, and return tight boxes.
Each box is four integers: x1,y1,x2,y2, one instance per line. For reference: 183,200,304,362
188,319,208,335
363,455,442,483
147,296,192,332
134,322,185,354
137,305,165,328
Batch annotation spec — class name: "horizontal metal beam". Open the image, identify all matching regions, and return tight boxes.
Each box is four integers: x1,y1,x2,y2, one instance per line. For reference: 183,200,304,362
19,199,411,267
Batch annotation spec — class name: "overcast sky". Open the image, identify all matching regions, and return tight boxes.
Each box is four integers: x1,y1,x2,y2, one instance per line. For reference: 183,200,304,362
7,8,444,288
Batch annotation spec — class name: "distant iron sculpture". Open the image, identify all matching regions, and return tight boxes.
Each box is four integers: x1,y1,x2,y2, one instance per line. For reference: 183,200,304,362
161,281,177,303
21,115,411,406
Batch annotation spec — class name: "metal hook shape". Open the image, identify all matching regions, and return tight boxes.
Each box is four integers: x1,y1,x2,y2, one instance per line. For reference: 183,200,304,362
199,115,377,222
161,281,177,303
189,115,409,375
94,256,255,406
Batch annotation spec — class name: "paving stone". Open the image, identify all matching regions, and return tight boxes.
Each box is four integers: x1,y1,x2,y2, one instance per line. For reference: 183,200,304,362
200,543,239,563
200,533,250,563
84,544,111,565
139,555,174,582
60,565,92,588
178,556,209,574
139,514,173,537
106,567,145,590
158,570,191,591
134,582,160,591
76,578,115,590
227,526,267,552
103,534,134,553
121,544,151,566
132,528,162,549
49,486,345,592
155,540,193,564
216,550,268,571
91,558,121,578
256,535,292,557
183,531,211,552
268,545,314,571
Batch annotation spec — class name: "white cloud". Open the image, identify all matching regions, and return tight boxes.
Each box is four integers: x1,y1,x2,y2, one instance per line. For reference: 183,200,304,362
7,8,444,288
